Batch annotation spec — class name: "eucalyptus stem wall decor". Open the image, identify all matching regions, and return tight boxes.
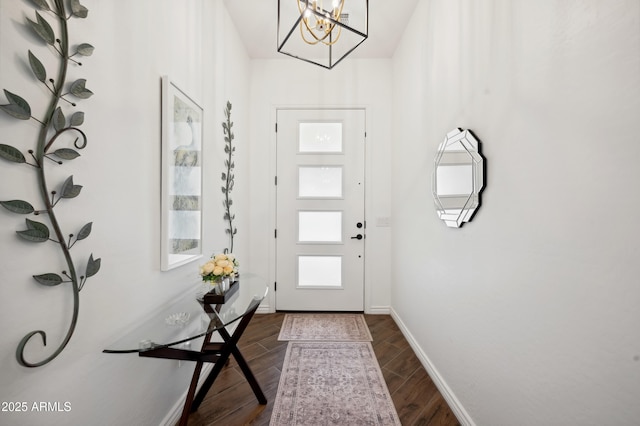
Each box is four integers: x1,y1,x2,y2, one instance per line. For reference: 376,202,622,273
0,0,101,367
221,101,237,253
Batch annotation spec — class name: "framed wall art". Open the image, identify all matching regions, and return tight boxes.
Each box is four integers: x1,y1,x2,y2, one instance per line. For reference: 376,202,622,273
160,76,203,271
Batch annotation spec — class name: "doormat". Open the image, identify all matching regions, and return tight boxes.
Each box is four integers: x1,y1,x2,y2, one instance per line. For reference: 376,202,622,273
270,341,401,426
277,313,372,341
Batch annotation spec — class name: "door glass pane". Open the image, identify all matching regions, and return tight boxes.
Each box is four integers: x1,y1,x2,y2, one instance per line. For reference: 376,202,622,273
298,211,342,242
298,256,342,287
299,122,342,152
299,166,343,198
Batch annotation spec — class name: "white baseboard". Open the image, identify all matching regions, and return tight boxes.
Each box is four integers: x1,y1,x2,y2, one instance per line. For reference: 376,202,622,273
257,304,272,314
390,308,475,426
366,305,391,314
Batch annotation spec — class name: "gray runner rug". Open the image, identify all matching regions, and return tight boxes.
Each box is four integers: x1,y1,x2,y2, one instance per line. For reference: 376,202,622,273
270,341,402,426
277,313,373,342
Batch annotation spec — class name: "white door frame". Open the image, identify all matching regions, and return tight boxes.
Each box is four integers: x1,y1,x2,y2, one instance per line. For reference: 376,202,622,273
264,105,375,313
274,108,366,311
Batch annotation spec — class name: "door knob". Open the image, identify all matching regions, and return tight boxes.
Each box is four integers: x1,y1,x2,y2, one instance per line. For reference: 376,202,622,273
350,234,363,240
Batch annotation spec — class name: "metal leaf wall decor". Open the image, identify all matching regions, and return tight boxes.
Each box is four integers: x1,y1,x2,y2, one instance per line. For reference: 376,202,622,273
0,0,101,367
221,101,237,253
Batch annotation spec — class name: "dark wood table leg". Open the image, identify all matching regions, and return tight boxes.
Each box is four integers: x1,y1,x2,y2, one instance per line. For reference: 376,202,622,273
220,327,267,404
177,330,214,426
190,304,267,410
138,300,266,425
178,360,204,426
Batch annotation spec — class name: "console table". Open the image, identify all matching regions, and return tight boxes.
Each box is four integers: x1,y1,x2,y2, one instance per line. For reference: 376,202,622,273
103,274,269,426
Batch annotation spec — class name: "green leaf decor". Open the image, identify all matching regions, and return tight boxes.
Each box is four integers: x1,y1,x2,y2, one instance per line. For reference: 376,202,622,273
0,144,27,163
33,273,63,286
0,90,32,120
28,51,47,83
0,200,35,214
1,0,100,368
221,101,237,253
70,79,93,99
27,11,55,45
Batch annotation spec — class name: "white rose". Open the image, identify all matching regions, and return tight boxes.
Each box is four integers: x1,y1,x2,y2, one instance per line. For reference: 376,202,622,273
201,261,215,274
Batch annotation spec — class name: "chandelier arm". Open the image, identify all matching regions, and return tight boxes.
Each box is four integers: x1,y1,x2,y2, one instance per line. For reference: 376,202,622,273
321,25,342,46
319,0,344,45
304,14,320,31
296,0,306,16
283,0,362,67
299,20,321,44
297,0,345,45
301,14,331,44
297,0,322,31
303,20,340,44
299,22,336,46
333,0,345,20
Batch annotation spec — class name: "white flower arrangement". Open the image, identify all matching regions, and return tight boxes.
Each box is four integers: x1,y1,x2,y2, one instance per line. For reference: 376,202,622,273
199,253,238,283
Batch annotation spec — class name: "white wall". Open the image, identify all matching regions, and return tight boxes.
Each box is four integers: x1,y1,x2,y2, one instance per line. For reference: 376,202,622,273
0,1,250,425
247,58,393,313
4,0,637,424
391,1,640,425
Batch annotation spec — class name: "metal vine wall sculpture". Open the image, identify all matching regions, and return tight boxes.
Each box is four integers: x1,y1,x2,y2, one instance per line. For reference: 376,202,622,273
0,0,101,367
221,101,237,253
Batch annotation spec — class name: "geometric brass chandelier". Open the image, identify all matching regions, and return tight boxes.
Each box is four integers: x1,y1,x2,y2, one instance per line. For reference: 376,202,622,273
277,0,368,69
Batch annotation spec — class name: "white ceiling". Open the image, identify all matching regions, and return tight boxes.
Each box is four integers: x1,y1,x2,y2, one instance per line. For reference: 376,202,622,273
223,0,421,59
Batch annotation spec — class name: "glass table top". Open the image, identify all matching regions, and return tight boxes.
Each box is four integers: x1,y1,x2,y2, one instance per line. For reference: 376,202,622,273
103,274,268,353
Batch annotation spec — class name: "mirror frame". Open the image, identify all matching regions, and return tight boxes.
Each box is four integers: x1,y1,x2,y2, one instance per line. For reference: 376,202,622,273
432,128,485,228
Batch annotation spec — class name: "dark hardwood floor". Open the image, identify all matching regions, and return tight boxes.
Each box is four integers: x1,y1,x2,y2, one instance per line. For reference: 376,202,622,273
186,313,460,426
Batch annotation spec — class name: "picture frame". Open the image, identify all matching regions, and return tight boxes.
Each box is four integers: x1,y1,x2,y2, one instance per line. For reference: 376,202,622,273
160,76,203,271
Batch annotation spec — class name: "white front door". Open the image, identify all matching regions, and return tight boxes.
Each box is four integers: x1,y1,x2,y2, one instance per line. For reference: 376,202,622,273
275,109,366,311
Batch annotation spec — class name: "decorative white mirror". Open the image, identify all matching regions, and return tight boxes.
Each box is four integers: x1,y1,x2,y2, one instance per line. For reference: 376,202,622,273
432,128,485,227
